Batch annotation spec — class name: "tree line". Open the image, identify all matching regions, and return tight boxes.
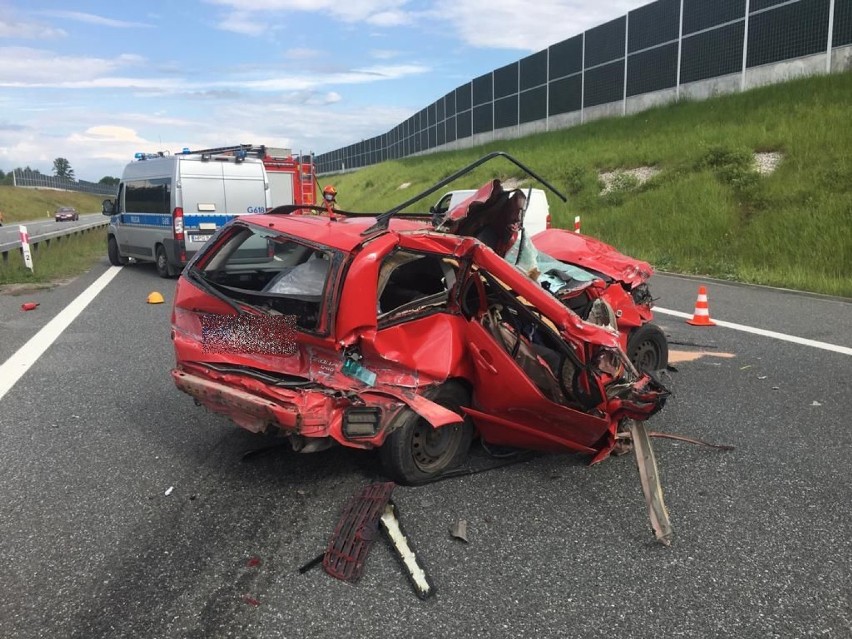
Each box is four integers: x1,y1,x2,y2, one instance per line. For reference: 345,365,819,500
0,157,118,186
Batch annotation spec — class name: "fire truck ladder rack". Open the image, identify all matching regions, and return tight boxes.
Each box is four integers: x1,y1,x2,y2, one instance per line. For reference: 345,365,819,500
180,144,268,158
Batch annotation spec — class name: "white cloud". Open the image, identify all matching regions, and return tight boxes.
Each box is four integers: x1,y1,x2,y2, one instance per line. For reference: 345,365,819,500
0,47,148,85
430,0,650,50
285,48,322,59
36,10,154,29
370,49,401,60
205,0,414,27
366,10,411,26
74,126,146,143
215,11,268,35
0,17,67,39
0,46,430,93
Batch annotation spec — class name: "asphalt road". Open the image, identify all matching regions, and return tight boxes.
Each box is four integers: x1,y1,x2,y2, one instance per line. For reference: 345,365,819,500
1,261,850,638
0,213,103,244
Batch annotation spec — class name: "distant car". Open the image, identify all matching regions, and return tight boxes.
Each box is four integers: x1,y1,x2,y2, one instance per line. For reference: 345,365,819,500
55,207,79,222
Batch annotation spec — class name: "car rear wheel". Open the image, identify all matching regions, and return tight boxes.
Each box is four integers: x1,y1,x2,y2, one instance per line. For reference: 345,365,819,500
107,235,127,266
627,323,669,373
380,381,474,485
155,244,176,278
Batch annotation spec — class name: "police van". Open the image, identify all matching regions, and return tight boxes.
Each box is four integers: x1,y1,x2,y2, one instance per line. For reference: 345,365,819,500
102,150,272,277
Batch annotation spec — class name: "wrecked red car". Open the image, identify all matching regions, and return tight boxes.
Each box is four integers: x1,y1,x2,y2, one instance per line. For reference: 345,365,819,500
432,177,668,372
171,207,668,488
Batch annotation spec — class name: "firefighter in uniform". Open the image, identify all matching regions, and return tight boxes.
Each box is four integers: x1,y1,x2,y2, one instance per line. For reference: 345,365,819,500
322,185,338,215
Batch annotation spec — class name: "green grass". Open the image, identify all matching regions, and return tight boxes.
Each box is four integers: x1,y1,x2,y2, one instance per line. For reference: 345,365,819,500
0,187,106,224
0,228,106,286
328,71,852,297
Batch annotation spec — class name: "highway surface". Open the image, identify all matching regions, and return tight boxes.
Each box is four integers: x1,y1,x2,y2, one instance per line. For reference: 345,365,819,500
0,213,103,244
1,259,850,638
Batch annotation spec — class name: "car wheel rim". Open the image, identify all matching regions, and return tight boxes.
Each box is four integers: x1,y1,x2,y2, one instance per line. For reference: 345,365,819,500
411,419,458,472
632,339,659,371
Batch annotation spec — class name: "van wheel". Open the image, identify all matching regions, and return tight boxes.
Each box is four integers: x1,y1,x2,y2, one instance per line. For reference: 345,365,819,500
155,245,176,278
627,323,669,373
108,236,127,266
380,381,473,485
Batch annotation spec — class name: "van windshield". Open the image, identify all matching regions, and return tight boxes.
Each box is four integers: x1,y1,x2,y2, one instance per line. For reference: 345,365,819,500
190,224,340,332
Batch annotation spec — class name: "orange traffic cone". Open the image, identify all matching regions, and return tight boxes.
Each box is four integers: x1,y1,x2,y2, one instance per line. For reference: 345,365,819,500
686,286,716,326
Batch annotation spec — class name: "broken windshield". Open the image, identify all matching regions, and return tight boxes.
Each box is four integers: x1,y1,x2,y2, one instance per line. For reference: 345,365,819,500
191,224,340,332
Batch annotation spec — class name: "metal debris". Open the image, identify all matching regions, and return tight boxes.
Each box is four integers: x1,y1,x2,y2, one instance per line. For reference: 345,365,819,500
629,419,673,546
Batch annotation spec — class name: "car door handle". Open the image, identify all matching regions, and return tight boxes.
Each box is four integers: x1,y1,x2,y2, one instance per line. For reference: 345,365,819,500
469,343,498,374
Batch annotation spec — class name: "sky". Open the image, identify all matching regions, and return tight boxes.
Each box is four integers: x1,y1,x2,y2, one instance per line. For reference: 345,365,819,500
0,0,650,182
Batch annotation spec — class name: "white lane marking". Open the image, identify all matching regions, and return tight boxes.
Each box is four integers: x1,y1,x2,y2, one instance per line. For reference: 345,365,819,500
0,266,123,401
655,307,852,356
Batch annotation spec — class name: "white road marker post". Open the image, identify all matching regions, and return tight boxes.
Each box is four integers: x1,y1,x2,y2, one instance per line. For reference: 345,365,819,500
19,225,34,272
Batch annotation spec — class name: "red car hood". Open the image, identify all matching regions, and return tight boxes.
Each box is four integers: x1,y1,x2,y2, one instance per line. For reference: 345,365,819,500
531,228,653,287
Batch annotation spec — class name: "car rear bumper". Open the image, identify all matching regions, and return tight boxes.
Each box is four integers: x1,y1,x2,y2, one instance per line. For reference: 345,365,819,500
171,367,399,448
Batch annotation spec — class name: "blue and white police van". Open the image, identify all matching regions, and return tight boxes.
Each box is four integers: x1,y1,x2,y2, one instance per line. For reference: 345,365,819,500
102,149,272,277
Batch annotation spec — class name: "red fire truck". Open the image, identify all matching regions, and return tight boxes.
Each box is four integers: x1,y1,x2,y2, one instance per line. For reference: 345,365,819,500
180,144,317,207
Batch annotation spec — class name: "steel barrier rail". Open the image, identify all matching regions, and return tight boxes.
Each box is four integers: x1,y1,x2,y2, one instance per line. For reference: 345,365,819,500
0,220,109,264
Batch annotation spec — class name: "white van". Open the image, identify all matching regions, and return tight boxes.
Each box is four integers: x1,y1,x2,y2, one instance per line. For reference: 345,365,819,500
432,187,551,237
102,151,272,277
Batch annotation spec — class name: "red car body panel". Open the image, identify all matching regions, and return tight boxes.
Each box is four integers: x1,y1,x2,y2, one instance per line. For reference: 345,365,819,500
531,228,653,288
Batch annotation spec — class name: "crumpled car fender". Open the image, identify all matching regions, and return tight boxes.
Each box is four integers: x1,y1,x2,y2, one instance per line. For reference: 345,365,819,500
360,385,465,430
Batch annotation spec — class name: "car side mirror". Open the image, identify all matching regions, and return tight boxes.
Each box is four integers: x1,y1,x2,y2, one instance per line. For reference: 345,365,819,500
102,199,115,216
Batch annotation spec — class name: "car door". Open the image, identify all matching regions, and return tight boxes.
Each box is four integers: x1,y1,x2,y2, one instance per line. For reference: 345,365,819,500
458,244,612,454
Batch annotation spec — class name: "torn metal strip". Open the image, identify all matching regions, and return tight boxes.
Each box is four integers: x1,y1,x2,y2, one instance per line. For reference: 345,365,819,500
380,502,435,599
628,419,673,546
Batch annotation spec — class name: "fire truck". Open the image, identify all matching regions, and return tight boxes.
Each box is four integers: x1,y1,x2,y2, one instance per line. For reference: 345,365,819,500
180,144,317,207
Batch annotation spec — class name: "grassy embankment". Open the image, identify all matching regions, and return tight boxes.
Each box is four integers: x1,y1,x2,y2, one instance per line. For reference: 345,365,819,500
0,187,105,223
330,71,852,298
0,189,107,286
2,72,851,295
0,230,105,286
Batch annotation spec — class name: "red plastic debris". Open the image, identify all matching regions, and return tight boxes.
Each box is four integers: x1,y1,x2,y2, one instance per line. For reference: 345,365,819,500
246,556,262,568
242,595,260,607
21,302,39,311
323,482,395,582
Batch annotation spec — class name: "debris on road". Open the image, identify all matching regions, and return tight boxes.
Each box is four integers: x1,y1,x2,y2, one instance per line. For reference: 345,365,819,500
21,302,39,311
380,502,434,599
323,482,395,583
164,486,174,496
319,482,434,598
449,520,469,543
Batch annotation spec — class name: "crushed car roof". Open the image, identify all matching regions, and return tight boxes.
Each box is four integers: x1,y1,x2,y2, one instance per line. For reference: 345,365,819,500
239,213,431,251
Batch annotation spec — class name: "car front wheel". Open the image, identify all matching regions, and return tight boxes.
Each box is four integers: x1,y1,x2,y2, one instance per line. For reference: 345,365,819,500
380,381,474,485
107,235,127,266
627,323,669,373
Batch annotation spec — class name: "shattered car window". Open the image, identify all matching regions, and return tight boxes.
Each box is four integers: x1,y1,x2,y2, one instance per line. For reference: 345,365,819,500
192,224,339,331
377,251,457,320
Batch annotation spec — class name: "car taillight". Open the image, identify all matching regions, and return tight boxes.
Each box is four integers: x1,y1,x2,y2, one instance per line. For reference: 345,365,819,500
173,207,184,241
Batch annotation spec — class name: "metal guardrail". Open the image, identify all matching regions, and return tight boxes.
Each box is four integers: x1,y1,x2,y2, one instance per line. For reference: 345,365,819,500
0,220,109,264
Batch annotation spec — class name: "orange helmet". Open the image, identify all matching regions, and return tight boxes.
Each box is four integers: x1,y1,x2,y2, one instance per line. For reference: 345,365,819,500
323,185,337,200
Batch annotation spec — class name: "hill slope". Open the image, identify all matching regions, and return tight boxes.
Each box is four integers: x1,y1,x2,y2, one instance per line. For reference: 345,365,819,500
0,187,106,224
328,71,852,297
